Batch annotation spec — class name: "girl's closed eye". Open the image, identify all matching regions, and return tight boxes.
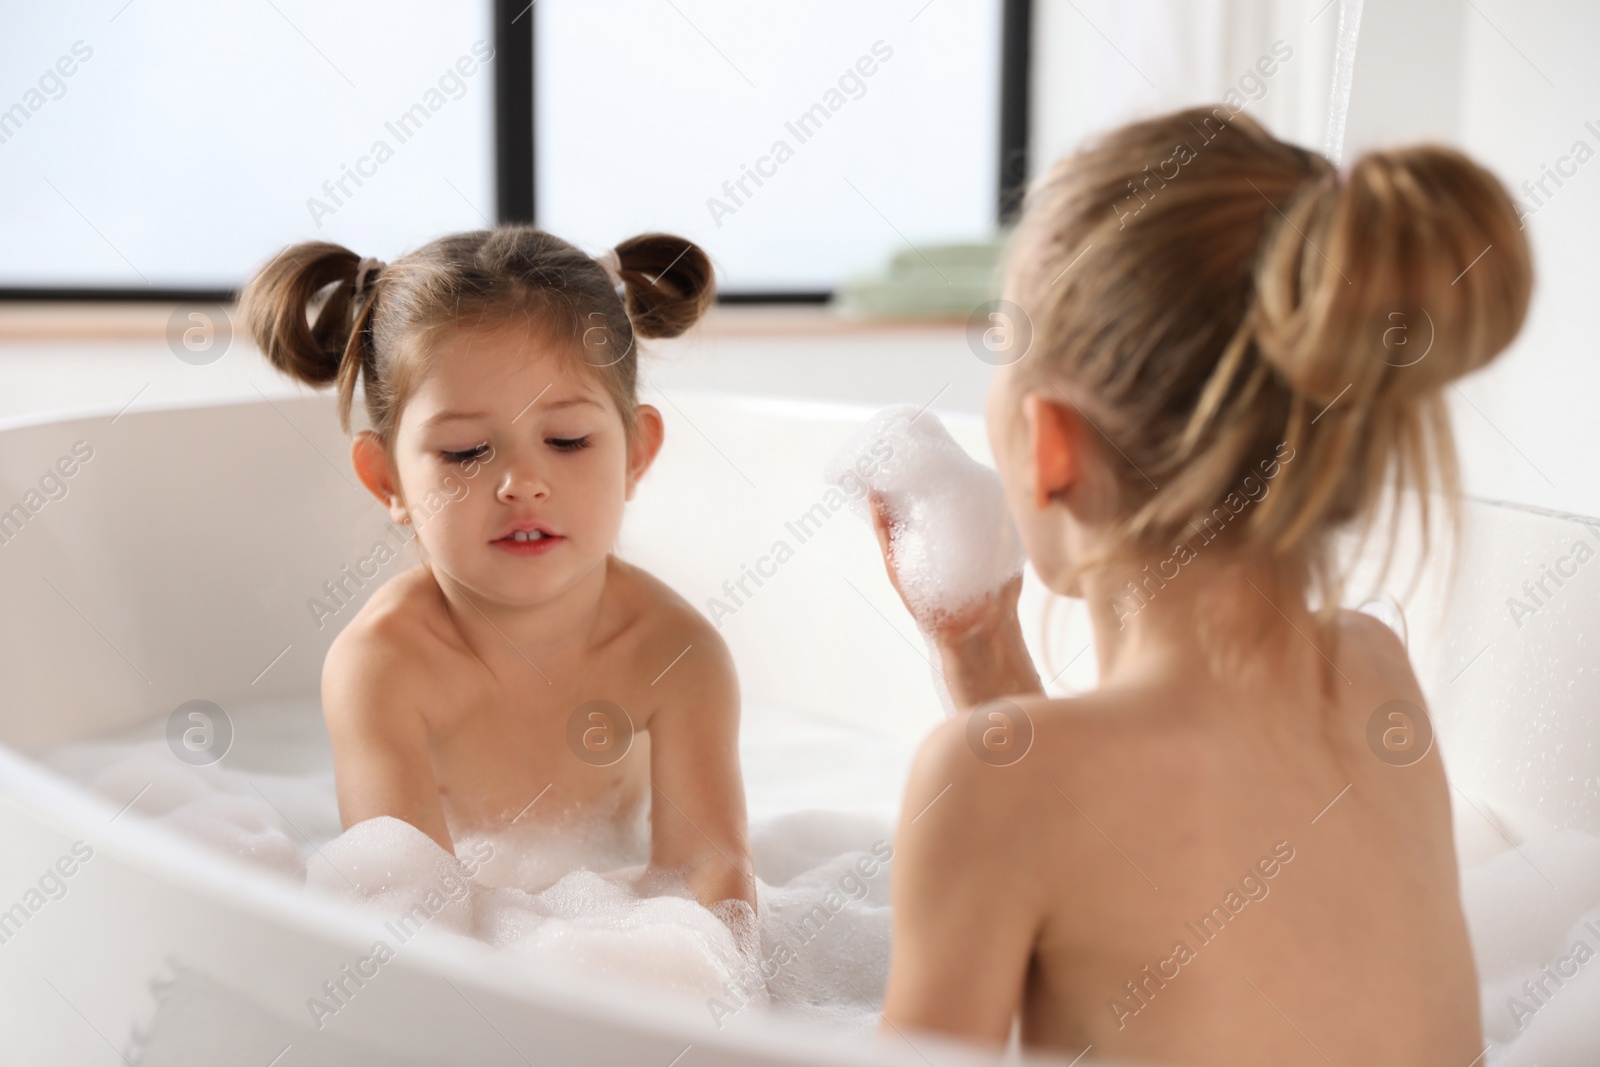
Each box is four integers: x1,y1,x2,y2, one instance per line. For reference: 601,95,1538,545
440,443,491,464
547,436,591,452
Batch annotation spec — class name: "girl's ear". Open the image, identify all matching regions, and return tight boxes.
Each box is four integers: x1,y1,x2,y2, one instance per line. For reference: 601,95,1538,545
1020,394,1079,509
352,431,410,525
624,404,665,501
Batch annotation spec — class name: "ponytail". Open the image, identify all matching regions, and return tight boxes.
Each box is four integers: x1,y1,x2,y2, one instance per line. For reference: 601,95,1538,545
238,241,382,432
1248,144,1533,554
1255,145,1531,409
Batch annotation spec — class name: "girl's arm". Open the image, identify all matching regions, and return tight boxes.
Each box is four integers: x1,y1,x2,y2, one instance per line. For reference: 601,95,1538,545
645,617,756,912
869,496,1044,709
881,717,1039,1043
322,631,454,855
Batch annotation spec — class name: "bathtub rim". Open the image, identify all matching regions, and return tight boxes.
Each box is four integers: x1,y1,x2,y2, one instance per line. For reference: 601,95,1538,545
1,388,1577,527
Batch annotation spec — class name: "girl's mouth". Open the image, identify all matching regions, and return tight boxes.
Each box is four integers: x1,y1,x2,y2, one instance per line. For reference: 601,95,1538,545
492,528,565,556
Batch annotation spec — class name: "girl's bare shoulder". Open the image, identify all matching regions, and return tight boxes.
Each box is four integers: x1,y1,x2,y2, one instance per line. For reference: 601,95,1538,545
915,688,1204,799
599,557,737,724
324,564,468,693
602,557,730,656
897,692,1187,909
1332,606,1422,696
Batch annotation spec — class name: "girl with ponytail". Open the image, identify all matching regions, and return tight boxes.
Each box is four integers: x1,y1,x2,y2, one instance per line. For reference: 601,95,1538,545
877,108,1531,1063
239,227,754,913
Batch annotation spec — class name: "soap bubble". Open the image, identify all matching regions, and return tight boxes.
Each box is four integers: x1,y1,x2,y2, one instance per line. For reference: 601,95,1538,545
824,405,1024,626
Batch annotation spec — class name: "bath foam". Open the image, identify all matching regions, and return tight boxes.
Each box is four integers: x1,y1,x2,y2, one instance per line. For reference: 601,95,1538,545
308,814,889,1026
308,815,489,938
490,870,756,1001
747,816,893,1029
36,713,901,1033
164,798,307,883
454,806,650,897
824,405,1024,628
80,743,313,882
307,816,751,1000
1487,906,1600,1067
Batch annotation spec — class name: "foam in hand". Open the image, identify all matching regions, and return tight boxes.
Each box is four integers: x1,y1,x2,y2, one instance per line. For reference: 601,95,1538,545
824,404,1024,626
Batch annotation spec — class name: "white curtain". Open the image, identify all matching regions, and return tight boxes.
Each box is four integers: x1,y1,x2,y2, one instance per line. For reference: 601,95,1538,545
1030,0,1343,174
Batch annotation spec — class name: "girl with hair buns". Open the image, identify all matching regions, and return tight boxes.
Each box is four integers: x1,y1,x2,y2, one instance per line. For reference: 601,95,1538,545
875,106,1531,1062
240,227,754,913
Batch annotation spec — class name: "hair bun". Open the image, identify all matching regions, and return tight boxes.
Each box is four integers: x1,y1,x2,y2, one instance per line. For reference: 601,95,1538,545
1253,145,1533,410
612,233,715,339
239,241,369,389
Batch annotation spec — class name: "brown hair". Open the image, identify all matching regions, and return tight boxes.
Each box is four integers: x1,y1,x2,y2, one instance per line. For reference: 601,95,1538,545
1008,106,1532,646
239,227,715,441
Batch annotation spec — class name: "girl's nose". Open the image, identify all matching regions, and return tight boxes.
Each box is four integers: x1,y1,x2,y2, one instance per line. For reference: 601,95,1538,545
495,462,550,503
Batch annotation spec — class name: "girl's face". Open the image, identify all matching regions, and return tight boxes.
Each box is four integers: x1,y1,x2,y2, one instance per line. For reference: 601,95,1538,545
355,319,661,609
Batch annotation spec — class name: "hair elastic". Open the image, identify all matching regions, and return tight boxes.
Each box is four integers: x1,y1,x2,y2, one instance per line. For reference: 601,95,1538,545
353,256,384,299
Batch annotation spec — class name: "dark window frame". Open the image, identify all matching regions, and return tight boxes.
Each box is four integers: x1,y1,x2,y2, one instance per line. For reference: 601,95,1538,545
1,0,1030,304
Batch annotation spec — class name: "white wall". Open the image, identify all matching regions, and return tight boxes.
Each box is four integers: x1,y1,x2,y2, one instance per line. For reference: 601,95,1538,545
1452,0,1600,519
1341,0,1598,519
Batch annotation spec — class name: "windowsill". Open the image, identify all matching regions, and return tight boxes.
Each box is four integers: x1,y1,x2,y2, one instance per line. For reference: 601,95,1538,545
0,301,966,342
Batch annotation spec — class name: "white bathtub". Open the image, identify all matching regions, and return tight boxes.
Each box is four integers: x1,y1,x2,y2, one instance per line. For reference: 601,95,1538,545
0,389,1595,1065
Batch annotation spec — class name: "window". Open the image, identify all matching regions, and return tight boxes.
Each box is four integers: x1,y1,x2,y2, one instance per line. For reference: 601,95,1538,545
0,1,495,295
0,0,1019,300
533,0,1008,296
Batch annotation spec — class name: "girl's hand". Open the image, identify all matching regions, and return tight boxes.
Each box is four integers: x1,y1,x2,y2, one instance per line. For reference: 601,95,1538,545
868,492,1043,709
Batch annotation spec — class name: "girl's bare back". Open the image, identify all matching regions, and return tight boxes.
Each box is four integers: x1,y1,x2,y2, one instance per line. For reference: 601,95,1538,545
875,102,1529,1061
889,609,1480,1065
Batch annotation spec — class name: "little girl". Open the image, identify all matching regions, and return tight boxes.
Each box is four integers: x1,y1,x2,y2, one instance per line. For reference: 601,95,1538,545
240,228,753,912
875,108,1531,1063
